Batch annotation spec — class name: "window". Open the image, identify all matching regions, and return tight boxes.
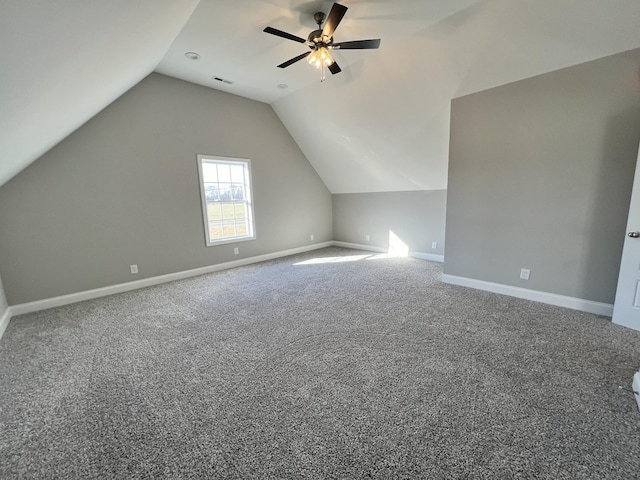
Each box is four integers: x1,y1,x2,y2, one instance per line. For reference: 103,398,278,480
197,155,255,246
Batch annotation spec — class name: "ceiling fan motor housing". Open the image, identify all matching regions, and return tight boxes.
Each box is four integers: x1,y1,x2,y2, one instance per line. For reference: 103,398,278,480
308,29,332,46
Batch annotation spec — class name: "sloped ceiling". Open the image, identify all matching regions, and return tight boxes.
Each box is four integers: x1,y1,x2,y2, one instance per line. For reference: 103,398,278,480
271,0,640,192
3,0,640,193
0,0,200,186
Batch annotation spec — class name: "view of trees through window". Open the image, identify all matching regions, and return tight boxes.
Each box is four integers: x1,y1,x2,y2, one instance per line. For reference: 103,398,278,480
198,156,254,244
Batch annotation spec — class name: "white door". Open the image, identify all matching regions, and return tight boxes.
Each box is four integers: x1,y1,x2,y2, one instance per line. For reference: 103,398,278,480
612,142,640,331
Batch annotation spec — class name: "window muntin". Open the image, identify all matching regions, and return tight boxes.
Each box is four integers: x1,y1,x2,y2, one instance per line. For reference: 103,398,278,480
197,155,255,246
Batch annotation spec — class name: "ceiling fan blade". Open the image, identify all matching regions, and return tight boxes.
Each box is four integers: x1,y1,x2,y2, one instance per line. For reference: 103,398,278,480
332,39,381,50
328,62,342,75
277,52,311,68
322,3,348,39
263,26,307,44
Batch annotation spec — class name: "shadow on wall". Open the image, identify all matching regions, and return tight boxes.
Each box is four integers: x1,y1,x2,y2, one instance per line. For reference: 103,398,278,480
579,108,640,300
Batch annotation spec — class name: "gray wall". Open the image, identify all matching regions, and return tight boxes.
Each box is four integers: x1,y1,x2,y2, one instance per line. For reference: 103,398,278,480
445,49,640,304
333,190,446,256
0,73,332,305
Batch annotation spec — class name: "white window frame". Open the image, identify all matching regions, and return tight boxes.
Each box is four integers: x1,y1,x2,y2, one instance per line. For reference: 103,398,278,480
197,154,256,246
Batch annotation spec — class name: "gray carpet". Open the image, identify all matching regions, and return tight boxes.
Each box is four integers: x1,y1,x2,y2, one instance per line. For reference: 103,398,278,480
1,247,640,479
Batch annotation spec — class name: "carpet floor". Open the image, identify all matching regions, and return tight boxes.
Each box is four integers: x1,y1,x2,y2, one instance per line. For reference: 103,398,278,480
1,247,639,479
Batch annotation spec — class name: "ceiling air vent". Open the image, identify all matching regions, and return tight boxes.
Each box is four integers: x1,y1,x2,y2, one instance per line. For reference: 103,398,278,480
212,76,234,85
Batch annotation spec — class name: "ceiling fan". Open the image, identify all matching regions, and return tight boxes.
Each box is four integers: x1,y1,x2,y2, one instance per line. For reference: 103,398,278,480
263,2,381,82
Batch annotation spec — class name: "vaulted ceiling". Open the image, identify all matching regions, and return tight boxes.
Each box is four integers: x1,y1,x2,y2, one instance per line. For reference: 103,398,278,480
3,0,640,191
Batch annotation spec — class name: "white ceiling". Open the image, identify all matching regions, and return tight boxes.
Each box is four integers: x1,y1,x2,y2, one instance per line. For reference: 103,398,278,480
155,0,479,103
3,0,640,193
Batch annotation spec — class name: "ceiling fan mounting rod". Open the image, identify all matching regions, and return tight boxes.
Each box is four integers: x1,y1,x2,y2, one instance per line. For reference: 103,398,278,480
313,11,326,28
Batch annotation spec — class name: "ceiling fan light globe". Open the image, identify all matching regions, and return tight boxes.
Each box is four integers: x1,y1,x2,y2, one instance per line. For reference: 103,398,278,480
319,47,333,66
307,51,318,67
307,47,333,69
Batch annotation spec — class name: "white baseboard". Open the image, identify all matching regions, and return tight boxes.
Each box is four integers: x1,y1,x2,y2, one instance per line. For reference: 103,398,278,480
0,307,11,342
632,371,640,412
332,241,444,262
442,274,614,317
332,241,387,254
7,242,333,319
409,251,445,263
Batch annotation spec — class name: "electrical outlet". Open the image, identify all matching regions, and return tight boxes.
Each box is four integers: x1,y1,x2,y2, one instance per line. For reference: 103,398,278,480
310,234,314,241
632,371,640,412
233,247,239,255
366,234,370,242
130,264,138,274
520,268,531,280
432,242,437,250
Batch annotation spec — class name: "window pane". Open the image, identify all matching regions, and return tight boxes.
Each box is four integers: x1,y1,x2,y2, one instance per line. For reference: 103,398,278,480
223,224,236,237
236,223,247,235
218,183,231,201
231,184,244,200
221,203,235,220
233,203,245,220
205,183,219,202
207,202,222,222
217,164,232,183
210,225,224,239
230,164,244,183
202,162,218,182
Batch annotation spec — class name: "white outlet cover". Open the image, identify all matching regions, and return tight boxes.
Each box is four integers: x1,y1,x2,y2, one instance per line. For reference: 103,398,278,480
130,264,138,274
520,268,531,280
432,242,437,249
633,371,640,412
310,234,314,241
